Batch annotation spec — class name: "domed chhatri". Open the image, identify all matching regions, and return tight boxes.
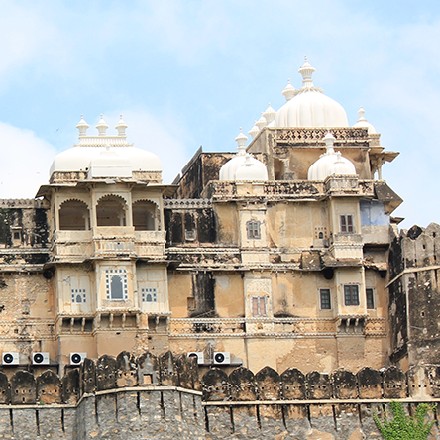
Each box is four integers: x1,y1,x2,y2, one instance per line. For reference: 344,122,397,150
50,115,162,182
219,129,268,181
353,107,377,134
307,131,356,180
275,58,349,128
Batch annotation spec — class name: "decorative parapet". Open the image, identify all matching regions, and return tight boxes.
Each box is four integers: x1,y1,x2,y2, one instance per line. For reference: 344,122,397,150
169,316,385,338
166,248,241,267
164,199,212,209
75,136,133,147
0,199,48,209
0,355,437,439
202,179,375,200
269,127,369,146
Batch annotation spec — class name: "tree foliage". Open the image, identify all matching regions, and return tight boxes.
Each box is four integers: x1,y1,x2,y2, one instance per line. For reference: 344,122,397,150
373,401,435,440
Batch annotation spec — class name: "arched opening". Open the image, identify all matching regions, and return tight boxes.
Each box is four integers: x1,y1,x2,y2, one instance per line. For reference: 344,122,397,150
59,200,90,230
96,195,127,227
132,200,157,231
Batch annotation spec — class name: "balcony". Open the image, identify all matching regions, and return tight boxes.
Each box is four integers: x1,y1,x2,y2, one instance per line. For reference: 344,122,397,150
52,228,165,260
329,233,363,260
52,230,93,260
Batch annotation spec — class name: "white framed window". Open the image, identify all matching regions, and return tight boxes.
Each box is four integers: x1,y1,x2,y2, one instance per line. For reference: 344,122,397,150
105,269,128,300
319,288,331,310
344,284,360,306
340,215,354,233
141,287,158,303
251,296,267,317
71,288,86,303
246,220,261,239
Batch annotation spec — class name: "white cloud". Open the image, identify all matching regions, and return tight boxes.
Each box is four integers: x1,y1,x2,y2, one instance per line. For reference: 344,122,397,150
0,123,56,198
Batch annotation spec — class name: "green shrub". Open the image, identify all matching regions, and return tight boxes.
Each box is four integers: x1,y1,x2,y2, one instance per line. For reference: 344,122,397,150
373,401,435,440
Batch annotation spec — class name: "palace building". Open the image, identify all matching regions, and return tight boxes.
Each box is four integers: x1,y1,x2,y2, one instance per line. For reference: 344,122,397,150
0,59,435,375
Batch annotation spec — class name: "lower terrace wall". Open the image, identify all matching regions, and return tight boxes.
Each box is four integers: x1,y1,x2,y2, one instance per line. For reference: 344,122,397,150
0,351,438,439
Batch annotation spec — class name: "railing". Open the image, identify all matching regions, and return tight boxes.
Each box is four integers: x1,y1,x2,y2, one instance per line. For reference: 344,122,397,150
169,316,386,337
52,229,165,258
203,179,375,199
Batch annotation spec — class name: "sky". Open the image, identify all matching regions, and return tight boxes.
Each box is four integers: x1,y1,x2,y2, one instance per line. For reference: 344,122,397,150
0,0,439,229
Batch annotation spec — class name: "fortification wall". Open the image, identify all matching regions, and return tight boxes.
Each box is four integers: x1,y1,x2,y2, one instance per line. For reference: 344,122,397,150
0,351,438,439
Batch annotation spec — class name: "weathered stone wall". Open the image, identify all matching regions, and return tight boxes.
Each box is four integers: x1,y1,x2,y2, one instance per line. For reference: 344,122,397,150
388,223,440,368
0,352,438,439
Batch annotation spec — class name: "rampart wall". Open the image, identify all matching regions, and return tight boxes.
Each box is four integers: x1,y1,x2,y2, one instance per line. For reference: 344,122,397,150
0,351,438,439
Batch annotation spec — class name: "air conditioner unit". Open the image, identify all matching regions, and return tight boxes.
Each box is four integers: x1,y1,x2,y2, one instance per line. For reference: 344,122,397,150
213,352,231,365
2,352,19,365
69,352,87,365
32,352,50,365
187,352,204,365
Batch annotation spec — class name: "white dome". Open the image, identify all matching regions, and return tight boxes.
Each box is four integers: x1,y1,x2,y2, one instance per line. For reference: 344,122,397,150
220,130,268,181
275,60,349,128
50,116,162,178
50,146,162,175
235,154,268,181
353,107,377,134
307,132,356,180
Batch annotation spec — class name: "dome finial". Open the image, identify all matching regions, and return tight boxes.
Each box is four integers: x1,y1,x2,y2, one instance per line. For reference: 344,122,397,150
323,131,336,153
357,107,367,122
76,115,89,137
263,104,276,125
235,128,248,154
248,123,260,140
299,57,315,89
256,114,267,130
282,79,295,101
116,114,128,137
96,114,108,136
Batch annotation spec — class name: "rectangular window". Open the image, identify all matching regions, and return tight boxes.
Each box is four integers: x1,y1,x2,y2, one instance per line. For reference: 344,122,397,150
344,285,360,306
105,269,128,300
246,220,261,239
319,289,331,309
71,288,86,303
251,296,267,317
366,288,375,309
141,287,158,303
340,215,354,233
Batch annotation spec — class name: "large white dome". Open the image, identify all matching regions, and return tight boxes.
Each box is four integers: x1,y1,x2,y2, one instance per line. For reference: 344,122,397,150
275,60,349,128
50,116,162,178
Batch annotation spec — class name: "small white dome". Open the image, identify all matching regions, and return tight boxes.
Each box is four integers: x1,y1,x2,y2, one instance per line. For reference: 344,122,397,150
248,124,260,139
353,107,377,134
262,104,276,125
220,130,268,181
256,115,268,130
307,132,356,180
235,154,268,181
275,59,349,128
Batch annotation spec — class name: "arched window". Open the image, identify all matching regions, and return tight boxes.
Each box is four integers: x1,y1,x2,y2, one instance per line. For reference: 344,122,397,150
105,269,128,300
96,195,127,227
59,200,90,230
132,200,157,230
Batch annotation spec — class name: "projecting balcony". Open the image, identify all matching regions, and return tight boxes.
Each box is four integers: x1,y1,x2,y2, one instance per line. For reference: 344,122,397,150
52,228,165,260
52,230,93,261
93,227,165,258
329,233,363,260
